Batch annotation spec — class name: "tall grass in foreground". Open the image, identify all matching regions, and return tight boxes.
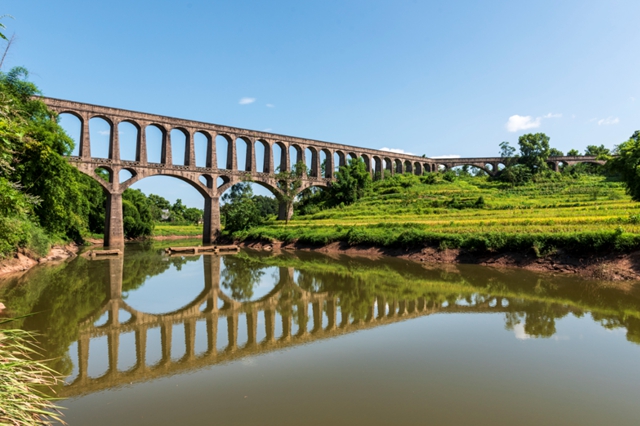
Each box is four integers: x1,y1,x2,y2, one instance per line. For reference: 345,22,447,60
0,322,65,425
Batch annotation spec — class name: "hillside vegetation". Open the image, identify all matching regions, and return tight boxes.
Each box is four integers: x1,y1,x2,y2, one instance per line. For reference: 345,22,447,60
237,172,640,255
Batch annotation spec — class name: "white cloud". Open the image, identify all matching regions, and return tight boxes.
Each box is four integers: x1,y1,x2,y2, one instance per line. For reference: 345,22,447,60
598,117,620,126
380,147,415,155
505,115,541,132
266,103,275,108
505,113,562,132
513,323,531,340
263,128,272,132
430,154,461,159
98,130,110,135
239,97,256,105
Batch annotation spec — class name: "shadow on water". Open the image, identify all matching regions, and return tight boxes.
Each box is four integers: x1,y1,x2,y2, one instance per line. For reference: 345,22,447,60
2,242,640,398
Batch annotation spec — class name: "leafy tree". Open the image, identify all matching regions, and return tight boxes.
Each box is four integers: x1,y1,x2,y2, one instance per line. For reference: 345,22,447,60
517,133,550,173
549,148,563,157
183,207,203,224
253,195,278,217
221,182,263,232
148,194,171,221
276,162,307,224
584,144,610,158
499,141,516,158
170,198,187,221
122,189,154,238
567,149,580,156
609,131,640,201
0,67,92,242
329,158,372,205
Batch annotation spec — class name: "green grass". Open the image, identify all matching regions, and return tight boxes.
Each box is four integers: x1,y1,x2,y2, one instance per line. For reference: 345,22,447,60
236,173,640,254
153,224,203,237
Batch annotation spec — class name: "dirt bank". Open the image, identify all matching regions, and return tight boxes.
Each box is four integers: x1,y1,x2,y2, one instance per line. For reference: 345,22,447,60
239,240,640,281
0,245,79,278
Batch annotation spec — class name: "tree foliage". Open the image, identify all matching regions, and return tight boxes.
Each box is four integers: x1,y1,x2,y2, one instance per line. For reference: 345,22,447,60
609,131,640,201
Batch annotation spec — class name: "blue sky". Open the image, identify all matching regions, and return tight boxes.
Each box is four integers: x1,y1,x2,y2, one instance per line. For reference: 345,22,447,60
3,0,639,207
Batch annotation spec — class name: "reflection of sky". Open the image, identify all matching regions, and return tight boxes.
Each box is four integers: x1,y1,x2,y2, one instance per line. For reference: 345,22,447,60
123,257,205,314
220,258,280,302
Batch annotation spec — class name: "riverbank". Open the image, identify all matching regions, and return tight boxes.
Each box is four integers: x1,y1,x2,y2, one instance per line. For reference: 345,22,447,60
0,244,79,277
239,239,640,281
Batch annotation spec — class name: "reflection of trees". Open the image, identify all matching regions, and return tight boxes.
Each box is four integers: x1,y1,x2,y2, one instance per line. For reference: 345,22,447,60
220,256,267,301
122,245,199,293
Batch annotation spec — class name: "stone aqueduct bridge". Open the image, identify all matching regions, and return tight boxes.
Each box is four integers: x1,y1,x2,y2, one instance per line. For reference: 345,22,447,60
42,98,605,246
61,254,516,398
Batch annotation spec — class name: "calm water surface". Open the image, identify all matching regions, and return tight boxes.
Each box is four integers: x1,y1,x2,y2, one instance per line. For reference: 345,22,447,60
2,241,640,425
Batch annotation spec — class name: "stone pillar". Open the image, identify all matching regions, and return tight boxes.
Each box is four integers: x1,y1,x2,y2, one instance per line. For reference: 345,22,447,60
227,313,238,351
261,142,271,174
326,298,337,330
277,200,293,222
324,150,333,178
376,296,386,319
80,113,91,159
247,309,258,346
109,119,120,162
135,326,147,372
246,139,254,172
297,302,309,336
206,314,218,357
208,132,217,170
184,318,196,360
77,334,89,383
312,301,322,333
108,257,123,300
107,330,119,376
104,192,125,247
162,129,172,165
310,148,319,178
160,323,172,364
267,142,275,174
185,129,195,167
281,144,289,172
203,195,220,245
265,308,276,343
227,136,236,170
138,122,147,165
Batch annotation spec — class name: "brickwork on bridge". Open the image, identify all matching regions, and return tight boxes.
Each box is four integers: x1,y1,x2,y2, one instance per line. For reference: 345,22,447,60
42,97,606,246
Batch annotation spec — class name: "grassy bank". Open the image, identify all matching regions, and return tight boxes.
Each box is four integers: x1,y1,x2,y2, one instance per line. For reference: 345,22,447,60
153,224,203,237
236,174,640,255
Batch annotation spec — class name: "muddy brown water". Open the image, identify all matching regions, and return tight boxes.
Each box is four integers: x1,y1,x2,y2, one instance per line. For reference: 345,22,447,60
2,241,640,426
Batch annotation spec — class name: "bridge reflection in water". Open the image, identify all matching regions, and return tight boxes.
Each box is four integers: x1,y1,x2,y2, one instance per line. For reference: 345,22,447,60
64,254,514,398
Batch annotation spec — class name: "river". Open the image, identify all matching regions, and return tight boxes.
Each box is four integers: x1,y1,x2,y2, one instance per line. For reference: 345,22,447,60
1,241,640,425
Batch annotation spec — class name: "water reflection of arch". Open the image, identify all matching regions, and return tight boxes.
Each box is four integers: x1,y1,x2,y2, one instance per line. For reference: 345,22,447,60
61,255,521,398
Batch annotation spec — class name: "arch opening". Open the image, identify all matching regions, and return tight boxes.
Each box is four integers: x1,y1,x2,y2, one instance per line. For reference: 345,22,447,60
273,143,286,172
89,117,112,159
146,125,164,164
404,161,413,174
255,140,269,173
58,113,82,156
236,137,251,171
194,132,211,168
216,135,232,170
305,147,318,178
170,129,188,166
290,145,302,171
119,121,139,162
394,159,403,174
119,169,134,184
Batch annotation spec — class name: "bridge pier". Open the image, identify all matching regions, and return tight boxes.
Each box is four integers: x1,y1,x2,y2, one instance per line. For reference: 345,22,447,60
104,192,125,247
203,196,221,245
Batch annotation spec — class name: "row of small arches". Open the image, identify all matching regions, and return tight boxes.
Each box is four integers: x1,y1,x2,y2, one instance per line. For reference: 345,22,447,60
58,113,436,178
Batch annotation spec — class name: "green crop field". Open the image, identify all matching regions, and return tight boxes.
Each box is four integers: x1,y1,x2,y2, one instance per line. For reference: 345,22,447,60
153,224,203,237
236,173,640,254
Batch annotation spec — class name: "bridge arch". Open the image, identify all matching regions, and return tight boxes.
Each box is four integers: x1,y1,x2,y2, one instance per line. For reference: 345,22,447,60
255,139,271,173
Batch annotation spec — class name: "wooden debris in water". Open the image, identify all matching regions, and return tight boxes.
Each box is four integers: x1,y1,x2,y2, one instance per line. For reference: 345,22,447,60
165,245,239,255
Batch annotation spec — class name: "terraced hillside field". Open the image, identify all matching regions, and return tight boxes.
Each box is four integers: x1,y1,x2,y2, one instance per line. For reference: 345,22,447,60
239,174,640,253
